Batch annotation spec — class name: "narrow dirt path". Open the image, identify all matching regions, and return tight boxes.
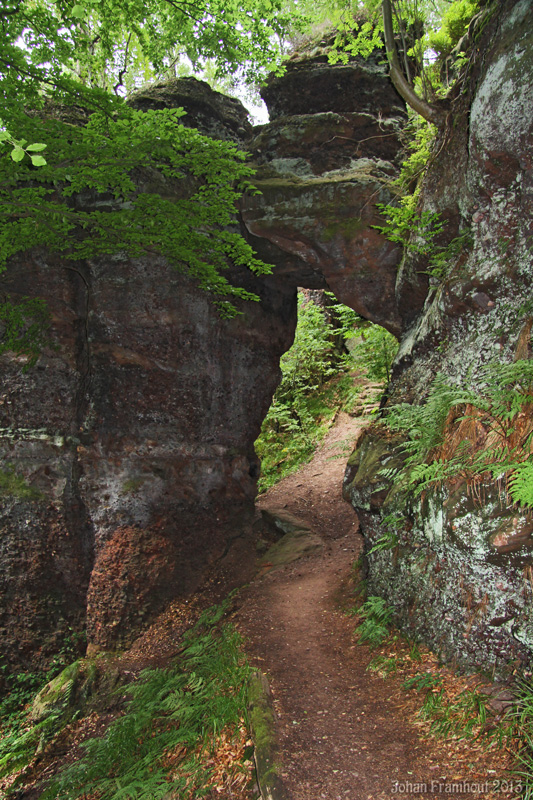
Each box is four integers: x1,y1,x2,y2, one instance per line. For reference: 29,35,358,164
236,414,507,800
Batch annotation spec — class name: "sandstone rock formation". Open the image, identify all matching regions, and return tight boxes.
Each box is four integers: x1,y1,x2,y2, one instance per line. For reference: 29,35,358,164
0,84,298,667
0,34,410,669
343,0,533,674
2,0,532,679
241,38,407,336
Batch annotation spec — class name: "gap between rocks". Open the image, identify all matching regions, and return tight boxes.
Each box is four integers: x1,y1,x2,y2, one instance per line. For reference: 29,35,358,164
236,413,509,800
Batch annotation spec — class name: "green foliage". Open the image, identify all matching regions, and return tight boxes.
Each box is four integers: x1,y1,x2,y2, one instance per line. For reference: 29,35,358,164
0,297,51,367
428,0,480,59
350,324,398,383
328,16,384,64
509,462,533,509
513,679,533,796
426,227,473,281
374,199,446,256
419,685,490,740
0,107,272,317
367,654,398,676
375,194,473,284
0,0,306,319
255,293,359,491
0,631,86,782
277,297,342,400
322,0,480,120
386,371,465,467
256,292,398,491
403,672,443,692
384,360,533,508
355,596,393,648
1,0,298,101
367,513,401,554
395,119,437,192
35,602,249,800
0,131,47,167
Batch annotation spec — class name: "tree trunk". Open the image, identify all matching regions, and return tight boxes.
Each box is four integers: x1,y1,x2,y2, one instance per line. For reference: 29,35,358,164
382,0,446,127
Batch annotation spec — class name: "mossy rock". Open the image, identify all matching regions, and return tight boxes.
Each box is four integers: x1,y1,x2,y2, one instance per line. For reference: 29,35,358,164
344,426,407,512
247,670,286,800
30,660,82,724
30,656,122,725
260,531,323,569
27,656,123,756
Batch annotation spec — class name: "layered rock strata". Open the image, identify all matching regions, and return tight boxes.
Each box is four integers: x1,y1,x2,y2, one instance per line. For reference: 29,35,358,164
242,39,407,335
0,54,406,668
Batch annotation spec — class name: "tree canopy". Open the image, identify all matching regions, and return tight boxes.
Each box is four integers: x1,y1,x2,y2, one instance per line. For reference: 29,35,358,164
0,0,304,325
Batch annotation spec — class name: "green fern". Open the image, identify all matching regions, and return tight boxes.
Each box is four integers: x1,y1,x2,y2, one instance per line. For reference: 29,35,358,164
374,200,446,257
355,596,393,648
508,461,533,509
386,372,466,466
367,514,403,554
384,360,533,508
43,604,250,800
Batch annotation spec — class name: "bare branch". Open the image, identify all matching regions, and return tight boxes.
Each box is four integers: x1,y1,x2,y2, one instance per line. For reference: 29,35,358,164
114,32,133,95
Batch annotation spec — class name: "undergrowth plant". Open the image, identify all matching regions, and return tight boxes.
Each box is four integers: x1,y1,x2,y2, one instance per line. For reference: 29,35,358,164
353,596,393,648
367,513,402,554
512,679,533,797
0,297,51,367
0,630,86,783
255,291,398,492
373,100,473,286
39,601,250,800
349,324,398,384
374,200,445,257
358,613,521,774
383,360,533,509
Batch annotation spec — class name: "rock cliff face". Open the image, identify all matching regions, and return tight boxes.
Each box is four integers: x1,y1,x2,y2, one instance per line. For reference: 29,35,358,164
0,243,297,664
0,83,297,666
1,43,408,669
343,0,533,674
2,0,532,676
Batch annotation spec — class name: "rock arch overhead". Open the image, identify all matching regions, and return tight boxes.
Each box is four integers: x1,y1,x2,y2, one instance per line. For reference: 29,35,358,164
0,49,409,668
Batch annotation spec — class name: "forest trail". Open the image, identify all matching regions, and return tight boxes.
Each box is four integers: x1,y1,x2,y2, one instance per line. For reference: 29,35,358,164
236,413,510,800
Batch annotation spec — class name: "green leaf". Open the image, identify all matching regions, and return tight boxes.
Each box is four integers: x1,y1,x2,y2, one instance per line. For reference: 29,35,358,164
10,147,25,162
26,143,47,152
30,155,47,167
0,131,10,142
71,4,86,18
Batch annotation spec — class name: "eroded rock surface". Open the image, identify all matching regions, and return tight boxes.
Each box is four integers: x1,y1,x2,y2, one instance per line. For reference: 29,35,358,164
0,247,296,663
241,38,407,335
3,1,532,677
1,40,408,668
344,0,533,674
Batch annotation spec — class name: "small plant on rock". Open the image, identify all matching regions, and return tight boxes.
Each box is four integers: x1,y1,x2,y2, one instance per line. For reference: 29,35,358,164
355,596,393,648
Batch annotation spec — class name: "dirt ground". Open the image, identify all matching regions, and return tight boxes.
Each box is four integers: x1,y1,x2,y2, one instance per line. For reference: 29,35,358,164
236,414,518,800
